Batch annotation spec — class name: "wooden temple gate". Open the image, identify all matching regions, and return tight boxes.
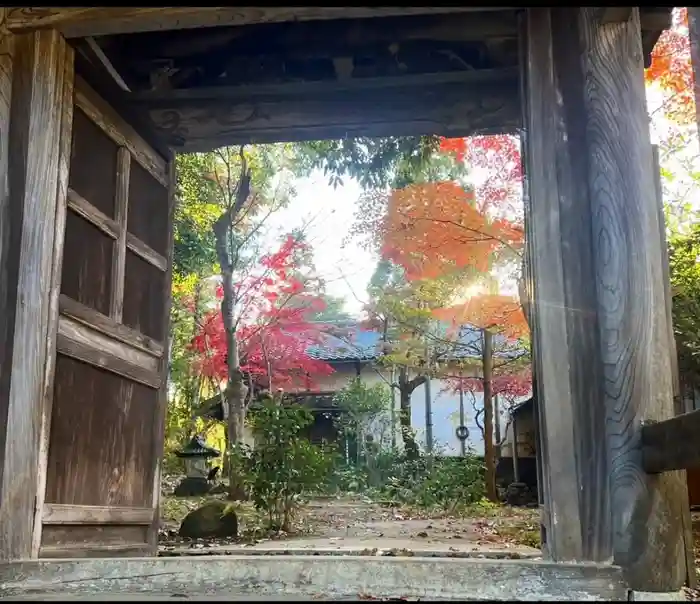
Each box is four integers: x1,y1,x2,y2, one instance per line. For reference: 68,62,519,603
0,6,697,597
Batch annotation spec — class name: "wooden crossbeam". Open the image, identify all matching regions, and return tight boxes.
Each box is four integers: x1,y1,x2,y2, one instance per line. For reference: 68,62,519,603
4,7,508,38
642,409,700,474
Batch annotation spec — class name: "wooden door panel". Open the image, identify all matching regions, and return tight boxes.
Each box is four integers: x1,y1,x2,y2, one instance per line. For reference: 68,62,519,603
37,76,174,559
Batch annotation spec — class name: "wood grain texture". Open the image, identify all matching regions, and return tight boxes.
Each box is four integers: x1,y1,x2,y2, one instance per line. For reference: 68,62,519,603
144,80,521,152
45,355,158,509
521,8,583,562
0,26,69,561
652,145,681,407
59,294,163,358
126,158,177,257
576,7,687,590
642,409,700,473
110,147,130,321
122,251,167,342
75,76,167,186
125,233,166,272
56,315,161,389
130,68,519,105
549,8,611,562
5,7,504,38
39,543,152,559
60,209,114,316
0,10,16,553
42,504,153,525
148,154,176,554
40,524,149,559
69,107,118,218
31,39,74,559
66,188,118,239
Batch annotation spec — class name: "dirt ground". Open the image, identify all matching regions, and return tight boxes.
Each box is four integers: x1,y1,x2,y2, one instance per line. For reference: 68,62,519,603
159,492,541,558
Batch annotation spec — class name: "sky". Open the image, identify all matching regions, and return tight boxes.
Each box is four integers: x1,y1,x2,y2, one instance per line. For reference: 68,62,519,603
262,170,376,317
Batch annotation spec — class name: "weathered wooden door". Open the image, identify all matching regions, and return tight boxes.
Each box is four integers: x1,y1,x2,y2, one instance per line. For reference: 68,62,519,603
34,77,175,558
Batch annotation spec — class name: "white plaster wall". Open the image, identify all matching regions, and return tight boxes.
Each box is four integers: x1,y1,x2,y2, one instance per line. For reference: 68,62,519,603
291,361,532,459
308,363,390,392
407,379,531,457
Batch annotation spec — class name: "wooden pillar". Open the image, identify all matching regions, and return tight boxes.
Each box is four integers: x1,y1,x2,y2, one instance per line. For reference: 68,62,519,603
0,11,74,560
511,416,519,484
522,7,689,590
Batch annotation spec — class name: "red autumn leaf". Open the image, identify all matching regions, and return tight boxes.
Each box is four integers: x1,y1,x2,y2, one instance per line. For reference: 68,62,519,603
189,235,335,391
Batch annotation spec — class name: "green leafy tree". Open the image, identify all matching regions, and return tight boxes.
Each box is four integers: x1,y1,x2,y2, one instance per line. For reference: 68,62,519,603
669,222,700,391
168,144,299,497
243,396,335,531
333,378,393,466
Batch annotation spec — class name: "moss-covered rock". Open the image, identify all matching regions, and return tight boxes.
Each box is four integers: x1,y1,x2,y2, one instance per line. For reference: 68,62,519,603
178,501,238,539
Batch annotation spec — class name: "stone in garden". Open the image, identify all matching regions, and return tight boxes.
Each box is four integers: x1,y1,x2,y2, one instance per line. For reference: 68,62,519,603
179,501,238,539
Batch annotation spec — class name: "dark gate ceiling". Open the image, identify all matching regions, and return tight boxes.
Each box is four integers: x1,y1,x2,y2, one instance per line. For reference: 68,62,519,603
31,7,672,153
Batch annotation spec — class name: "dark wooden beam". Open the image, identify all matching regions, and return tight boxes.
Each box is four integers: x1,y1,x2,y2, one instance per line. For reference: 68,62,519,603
138,77,520,152
129,68,518,104
0,22,74,560
73,50,172,161
105,11,520,63
5,7,512,38
523,7,688,591
652,145,681,407
577,8,686,589
82,38,130,92
521,7,585,563
642,409,700,474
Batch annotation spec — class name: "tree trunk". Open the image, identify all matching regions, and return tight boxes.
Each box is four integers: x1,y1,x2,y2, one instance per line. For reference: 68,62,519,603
482,329,497,501
399,387,419,460
212,155,251,501
218,260,249,500
397,367,426,461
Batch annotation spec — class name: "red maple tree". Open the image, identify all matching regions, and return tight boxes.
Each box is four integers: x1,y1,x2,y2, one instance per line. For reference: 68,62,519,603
190,235,335,392
645,7,694,125
455,370,532,401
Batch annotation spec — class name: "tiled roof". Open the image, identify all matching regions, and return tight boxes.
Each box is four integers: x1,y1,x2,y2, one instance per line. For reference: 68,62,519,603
306,325,382,362
305,323,525,362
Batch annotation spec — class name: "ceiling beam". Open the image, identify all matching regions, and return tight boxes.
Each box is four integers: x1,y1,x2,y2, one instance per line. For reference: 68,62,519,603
81,38,131,92
128,68,519,105
5,7,513,38
139,78,521,153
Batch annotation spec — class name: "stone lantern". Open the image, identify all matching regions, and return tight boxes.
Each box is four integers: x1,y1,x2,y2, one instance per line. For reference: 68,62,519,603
173,435,221,497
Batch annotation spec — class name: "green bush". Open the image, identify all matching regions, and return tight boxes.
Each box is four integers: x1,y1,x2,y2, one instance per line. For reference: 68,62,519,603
377,454,485,511
241,398,336,531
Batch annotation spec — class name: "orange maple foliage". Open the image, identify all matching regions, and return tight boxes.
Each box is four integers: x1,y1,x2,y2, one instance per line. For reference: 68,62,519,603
381,181,524,281
645,7,695,124
433,294,529,341
379,135,527,338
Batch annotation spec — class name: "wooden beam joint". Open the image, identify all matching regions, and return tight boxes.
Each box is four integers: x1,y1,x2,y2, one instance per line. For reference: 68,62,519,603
642,409,700,474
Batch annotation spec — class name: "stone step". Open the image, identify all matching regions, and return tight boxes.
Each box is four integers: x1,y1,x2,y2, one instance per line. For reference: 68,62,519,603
0,555,626,601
